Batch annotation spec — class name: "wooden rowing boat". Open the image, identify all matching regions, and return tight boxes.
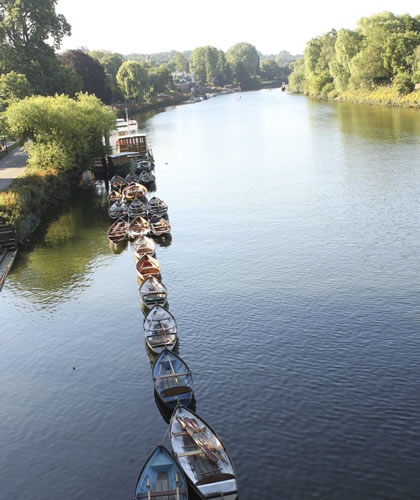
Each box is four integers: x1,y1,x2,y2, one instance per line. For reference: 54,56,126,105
108,190,122,203
134,445,188,500
147,197,168,217
137,159,153,172
108,200,128,219
149,215,171,237
136,254,160,281
138,170,156,185
107,218,128,243
110,175,126,191
139,276,167,308
128,198,147,218
132,235,155,259
128,216,150,239
152,349,193,409
125,172,139,183
122,182,147,201
170,405,238,500
144,305,177,353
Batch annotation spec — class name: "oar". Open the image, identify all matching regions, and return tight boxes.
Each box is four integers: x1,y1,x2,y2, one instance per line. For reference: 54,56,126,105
168,357,179,384
146,476,151,500
176,417,218,463
175,471,180,500
155,359,163,387
184,417,227,463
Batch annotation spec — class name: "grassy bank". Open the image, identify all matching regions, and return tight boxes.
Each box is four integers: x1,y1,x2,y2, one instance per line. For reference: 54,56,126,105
0,166,81,243
329,87,420,108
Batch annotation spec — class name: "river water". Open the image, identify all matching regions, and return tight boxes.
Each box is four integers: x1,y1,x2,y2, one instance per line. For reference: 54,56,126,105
1,89,419,500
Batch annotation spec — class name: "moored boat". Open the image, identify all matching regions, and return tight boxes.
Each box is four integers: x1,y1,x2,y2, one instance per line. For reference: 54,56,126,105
125,172,139,183
107,218,128,243
152,349,193,409
108,200,128,219
136,254,160,281
133,445,188,500
137,159,154,172
147,197,168,217
144,305,177,353
170,405,238,500
123,182,147,201
110,175,127,191
139,276,167,308
149,215,171,237
132,235,156,259
138,170,156,185
128,216,150,239
108,190,123,203
128,198,147,218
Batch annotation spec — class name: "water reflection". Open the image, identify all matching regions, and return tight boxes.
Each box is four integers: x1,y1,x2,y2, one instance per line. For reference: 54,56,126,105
335,101,420,143
9,185,111,305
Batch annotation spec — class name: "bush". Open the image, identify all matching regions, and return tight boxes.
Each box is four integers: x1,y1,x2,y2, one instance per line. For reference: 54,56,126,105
392,72,415,96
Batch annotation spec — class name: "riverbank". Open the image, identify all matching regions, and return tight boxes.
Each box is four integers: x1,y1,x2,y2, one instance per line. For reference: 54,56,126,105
292,86,420,108
0,165,82,243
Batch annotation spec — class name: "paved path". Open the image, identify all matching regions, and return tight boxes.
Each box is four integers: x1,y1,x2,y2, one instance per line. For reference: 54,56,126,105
0,147,28,190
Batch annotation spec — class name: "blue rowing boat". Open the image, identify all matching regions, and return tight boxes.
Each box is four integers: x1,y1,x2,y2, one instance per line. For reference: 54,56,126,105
152,349,194,409
134,445,188,500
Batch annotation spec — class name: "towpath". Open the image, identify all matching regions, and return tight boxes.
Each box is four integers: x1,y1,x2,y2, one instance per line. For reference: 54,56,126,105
0,145,28,190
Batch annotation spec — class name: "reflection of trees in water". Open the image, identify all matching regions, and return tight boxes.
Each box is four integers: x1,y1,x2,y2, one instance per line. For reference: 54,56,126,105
335,102,420,142
9,184,114,303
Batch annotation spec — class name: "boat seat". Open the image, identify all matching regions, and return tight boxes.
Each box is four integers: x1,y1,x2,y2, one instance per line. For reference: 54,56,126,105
135,489,186,498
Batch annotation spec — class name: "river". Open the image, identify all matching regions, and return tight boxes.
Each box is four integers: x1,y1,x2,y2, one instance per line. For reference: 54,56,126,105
1,89,419,499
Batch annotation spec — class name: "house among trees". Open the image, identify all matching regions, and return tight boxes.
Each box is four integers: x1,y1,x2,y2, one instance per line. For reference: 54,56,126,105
171,71,195,93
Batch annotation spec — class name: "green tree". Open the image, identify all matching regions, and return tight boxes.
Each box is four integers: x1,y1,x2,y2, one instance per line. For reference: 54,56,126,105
226,42,259,77
5,93,116,169
383,32,420,75
260,59,281,80
174,51,188,72
0,0,71,93
116,60,149,101
59,50,111,103
288,57,306,92
0,71,32,105
148,65,172,93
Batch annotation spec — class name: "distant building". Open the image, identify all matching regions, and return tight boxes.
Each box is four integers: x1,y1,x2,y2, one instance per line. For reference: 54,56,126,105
172,71,195,93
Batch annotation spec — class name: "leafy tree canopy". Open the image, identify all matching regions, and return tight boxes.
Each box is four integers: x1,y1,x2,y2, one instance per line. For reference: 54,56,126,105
116,60,149,101
59,50,111,103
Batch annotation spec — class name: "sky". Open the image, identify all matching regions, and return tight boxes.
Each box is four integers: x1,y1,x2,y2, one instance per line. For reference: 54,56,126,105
57,0,419,56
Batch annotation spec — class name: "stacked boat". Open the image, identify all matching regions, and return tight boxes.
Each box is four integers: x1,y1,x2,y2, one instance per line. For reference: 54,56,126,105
104,132,238,500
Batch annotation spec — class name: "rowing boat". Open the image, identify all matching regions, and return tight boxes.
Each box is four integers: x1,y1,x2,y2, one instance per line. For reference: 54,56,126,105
132,235,155,259
136,254,160,281
107,218,128,243
128,216,150,239
108,200,128,219
128,198,147,218
138,170,156,185
144,305,177,353
122,182,147,201
134,445,188,500
152,349,193,409
170,405,238,500
147,197,168,217
125,172,139,183
139,276,167,308
137,159,154,172
149,215,171,237
110,175,126,191
108,190,122,203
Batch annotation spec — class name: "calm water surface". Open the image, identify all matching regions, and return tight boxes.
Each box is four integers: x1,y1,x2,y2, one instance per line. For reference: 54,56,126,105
1,90,419,500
